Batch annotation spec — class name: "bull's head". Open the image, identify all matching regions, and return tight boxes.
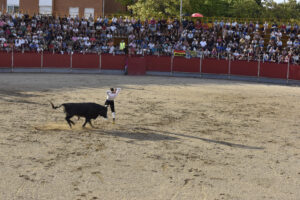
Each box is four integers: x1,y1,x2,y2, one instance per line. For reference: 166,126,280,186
99,107,108,118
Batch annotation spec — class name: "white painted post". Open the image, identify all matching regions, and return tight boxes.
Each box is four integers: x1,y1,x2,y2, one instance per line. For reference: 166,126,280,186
103,0,105,18
180,0,182,22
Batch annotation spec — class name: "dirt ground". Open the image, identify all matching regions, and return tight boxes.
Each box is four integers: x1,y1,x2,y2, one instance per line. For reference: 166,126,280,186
0,73,299,200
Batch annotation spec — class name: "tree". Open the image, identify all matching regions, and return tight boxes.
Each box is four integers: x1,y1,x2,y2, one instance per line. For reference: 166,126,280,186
262,0,300,20
229,0,262,18
188,0,230,17
127,0,300,20
128,0,190,19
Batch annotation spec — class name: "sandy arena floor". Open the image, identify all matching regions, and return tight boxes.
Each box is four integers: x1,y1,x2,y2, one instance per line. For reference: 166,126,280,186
0,73,299,200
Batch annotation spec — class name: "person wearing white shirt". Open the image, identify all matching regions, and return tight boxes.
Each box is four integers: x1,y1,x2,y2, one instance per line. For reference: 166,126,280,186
200,39,207,48
110,25,117,32
293,39,299,47
83,36,89,41
84,40,91,47
245,34,251,41
233,50,240,59
105,88,121,123
112,17,118,24
276,39,282,47
286,39,293,47
187,32,193,40
109,45,115,54
232,21,237,28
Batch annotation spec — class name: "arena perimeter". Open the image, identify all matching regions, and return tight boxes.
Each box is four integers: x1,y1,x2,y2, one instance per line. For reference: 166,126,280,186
0,73,299,200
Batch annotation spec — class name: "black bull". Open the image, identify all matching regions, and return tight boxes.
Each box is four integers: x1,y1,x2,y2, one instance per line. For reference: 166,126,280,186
50,102,108,128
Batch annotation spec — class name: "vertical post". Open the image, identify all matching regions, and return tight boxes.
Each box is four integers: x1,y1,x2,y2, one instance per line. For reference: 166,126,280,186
171,55,174,76
180,0,182,22
287,60,290,84
102,0,105,18
11,48,14,72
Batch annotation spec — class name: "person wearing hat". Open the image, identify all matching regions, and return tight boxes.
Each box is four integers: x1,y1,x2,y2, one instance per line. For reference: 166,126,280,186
105,88,121,124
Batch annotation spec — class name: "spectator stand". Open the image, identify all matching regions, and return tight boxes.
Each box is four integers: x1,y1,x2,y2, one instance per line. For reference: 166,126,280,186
0,13,299,84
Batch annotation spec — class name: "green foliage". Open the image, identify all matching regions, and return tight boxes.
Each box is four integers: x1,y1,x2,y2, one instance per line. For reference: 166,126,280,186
189,0,230,17
126,0,300,20
229,0,262,18
128,0,190,19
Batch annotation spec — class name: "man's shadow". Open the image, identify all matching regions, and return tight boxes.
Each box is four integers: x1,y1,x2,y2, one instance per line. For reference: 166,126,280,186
97,127,264,150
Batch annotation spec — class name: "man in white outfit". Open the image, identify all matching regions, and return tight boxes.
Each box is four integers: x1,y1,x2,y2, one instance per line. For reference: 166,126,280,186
105,88,121,123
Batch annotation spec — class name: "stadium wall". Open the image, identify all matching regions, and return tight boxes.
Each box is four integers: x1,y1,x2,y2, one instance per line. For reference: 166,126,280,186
0,0,126,16
0,52,299,84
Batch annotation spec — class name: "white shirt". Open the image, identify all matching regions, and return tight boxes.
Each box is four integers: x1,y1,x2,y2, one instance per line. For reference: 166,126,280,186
200,41,207,47
109,46,115,54
106,88,121,100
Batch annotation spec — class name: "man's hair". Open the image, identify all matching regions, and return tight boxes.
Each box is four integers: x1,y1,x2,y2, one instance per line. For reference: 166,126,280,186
110,88,114,92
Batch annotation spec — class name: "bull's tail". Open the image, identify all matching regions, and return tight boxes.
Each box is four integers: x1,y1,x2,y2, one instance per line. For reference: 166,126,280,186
49,101,63,109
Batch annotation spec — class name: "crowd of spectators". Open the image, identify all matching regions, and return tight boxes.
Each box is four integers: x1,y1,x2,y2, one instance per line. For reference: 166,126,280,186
0,13,299,64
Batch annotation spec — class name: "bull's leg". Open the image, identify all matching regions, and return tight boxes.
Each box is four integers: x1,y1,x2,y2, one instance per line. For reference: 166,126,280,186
88,120,95,128
82,118,89,127
65,115,75,128
83,118,94,128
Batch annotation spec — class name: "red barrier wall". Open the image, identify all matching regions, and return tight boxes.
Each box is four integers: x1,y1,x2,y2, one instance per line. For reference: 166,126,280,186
101,54,126,70
128,56,146,75
43,53,70,68
231,60,258,76
289,64,300,81
0,52,11,68
146,56,171,72
202,58,229,74
14,52,41,68
260,62,287,79
72,53,99,69
173,57,200,73
2,51,300,81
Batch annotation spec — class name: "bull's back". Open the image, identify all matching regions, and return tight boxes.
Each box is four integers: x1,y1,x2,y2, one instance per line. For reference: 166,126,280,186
63,103,104,118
